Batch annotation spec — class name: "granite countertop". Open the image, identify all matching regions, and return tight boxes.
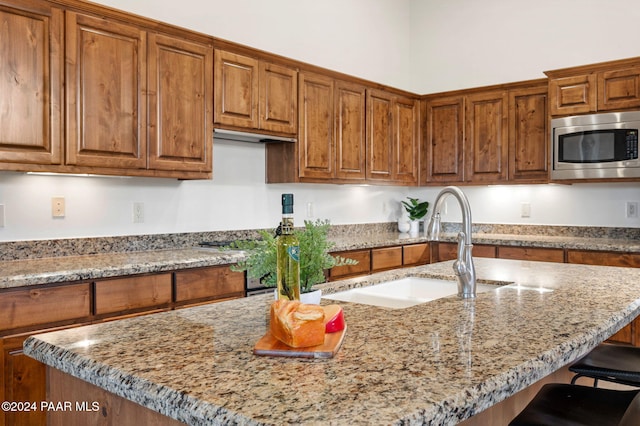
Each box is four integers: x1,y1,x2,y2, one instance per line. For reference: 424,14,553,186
24,258,640,425
1,230,639,290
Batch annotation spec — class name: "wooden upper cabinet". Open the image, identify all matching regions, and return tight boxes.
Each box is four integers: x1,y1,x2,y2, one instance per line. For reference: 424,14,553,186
546,58,640,116
0,0,63,166
366,89,419,184
424,96,465,183
65,11,147,169
259,62,297,134
147,33,213,173
508,84,548,182
214,50,259,128
335,80,366,181
298,71,335,180
214,49,297,135
548,74,596,116
598,67,640,111
465,90,508,183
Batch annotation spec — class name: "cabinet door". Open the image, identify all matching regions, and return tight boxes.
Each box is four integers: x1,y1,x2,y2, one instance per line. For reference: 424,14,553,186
366,89,393,181
94,273,172,316
548,74,596,116
424,96,464,183
508,85,549,182
298,72,335,179
213,50,259,128
465,90,508,183
148,33,213,173
259,62,297,134
0,0,63,166
394,96,419,184
65,11,147,169
2,334,46,426
597,67,640,111
371,246,403,272
335,80,366,181
174,266,245,305
497,246,564,263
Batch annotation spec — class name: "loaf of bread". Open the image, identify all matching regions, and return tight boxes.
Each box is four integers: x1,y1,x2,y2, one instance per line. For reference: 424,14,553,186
270,299,326,348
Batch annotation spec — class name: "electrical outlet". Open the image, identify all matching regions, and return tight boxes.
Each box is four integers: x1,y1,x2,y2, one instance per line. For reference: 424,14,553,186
306,202,314,218
521,202,531,218
133,202,144,223
51,197,65,217
626,201,639,218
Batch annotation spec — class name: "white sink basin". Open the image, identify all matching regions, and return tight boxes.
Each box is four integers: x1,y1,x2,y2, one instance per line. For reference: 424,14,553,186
322,276,496,309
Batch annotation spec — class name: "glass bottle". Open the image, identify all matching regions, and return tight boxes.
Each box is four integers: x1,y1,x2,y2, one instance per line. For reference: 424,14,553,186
276,193,300,301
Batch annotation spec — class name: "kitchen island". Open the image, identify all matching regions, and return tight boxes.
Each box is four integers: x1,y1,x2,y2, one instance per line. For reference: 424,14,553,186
24,258,640,425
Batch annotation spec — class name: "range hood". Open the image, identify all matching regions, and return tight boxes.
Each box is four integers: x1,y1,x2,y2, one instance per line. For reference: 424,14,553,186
214,129,296,143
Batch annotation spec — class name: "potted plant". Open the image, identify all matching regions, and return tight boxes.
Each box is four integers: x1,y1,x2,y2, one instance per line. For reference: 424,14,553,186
401,197,429,235
227,219,357,303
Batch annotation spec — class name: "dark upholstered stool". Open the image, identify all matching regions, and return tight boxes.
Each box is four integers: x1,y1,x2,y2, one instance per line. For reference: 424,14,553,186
570,343,640,388
509,383,640,426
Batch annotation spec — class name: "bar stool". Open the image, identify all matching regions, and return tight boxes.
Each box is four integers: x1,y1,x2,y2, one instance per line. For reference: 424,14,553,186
509,383,640,426
569,343,640,388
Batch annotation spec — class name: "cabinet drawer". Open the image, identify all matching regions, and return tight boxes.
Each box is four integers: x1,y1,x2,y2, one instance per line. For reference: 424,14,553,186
329,249,370,279
175,266,245,303
436,242,496,261
497,246,564,263
0,283,91,332
94,274,172,315
567,250,640,268
372,246,403,272
403,243,430,266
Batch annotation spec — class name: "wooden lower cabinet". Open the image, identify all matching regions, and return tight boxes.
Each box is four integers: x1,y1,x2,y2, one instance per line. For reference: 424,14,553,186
567,250,640,346
497,246,565,263
403,243,431,266
329,249,371,280
435,242,496,262
0,265,244,425
371,246,403,272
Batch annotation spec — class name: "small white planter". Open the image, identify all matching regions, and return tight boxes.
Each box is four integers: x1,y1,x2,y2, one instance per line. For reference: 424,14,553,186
273,288,322,304
409,220,420,236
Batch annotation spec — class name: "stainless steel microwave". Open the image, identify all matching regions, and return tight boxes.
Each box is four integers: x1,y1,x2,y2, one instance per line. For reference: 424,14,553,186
551,111,640,180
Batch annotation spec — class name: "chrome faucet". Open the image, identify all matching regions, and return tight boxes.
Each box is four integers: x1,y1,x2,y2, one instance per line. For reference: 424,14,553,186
426,186,477,298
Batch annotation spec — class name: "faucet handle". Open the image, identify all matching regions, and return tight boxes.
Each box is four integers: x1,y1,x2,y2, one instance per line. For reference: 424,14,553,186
454,232,467,274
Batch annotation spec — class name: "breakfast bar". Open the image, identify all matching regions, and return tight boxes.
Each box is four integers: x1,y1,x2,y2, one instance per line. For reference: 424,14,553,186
24,258,640,425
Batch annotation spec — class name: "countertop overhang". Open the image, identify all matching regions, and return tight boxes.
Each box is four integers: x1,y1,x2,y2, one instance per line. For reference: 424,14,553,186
24,258,640,425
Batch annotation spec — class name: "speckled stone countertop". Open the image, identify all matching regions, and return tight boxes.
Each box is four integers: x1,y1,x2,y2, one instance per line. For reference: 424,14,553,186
24,258,640,425
1,223,639,289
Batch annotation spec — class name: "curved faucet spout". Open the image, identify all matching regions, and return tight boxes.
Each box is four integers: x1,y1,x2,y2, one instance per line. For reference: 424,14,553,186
426,186,476,298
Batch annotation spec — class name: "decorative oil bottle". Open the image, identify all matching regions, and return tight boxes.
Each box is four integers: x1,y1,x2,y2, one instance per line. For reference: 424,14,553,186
276,193,300,300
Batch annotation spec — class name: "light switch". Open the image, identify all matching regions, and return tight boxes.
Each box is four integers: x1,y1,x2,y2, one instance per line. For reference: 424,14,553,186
521,202,531,218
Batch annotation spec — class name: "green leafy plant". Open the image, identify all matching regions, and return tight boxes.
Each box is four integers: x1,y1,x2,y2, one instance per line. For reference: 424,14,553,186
228,219,358,293
401,197,429,221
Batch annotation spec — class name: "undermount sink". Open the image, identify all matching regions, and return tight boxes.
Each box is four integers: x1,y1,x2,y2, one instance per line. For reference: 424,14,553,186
322,276,496,309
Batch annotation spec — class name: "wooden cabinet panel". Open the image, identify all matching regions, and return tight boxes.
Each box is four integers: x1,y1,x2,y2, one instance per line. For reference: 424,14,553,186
65,11,147,169
465,90,508,183
394,96,420,184
366,89,393,181
0,0,63,166
298,71,335,179
548,74,596,116
403,243,430,266
175,266,245,303
598,67,640,111
214,50,259,128
329,249,370,280
366,89,419,184
94,274,172,315
424,96,465,183
567,250,640,268
335,80,366,181
497,246,564,263
436,242,496,262
148,32,213,173
259,62,297,134
372,246,403,272
2,333,46,426
0,283,90,332
508,85,549,182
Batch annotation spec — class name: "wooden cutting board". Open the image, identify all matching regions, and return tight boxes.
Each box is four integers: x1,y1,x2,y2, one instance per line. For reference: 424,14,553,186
253,325,346,359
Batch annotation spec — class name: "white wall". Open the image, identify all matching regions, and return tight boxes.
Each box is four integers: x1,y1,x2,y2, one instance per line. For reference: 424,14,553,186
0,0,639,242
